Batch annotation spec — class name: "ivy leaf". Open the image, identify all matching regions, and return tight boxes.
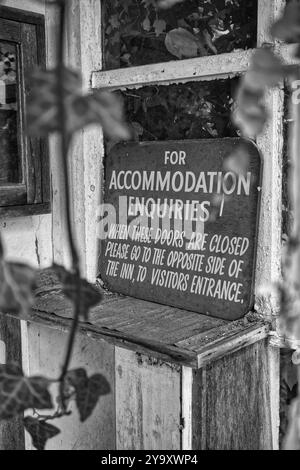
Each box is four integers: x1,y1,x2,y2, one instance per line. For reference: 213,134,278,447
53,265,103,320
0,364,53,419
142,17,151,32
244,49,287,91
27,68,130,141
165,28,200,59
283,399,300,450
233,85,268,138
153,19,166,36
67,368,110,422
27,67,81,136
0,261,36,315
203,29,218,54
72,91,131,142
132,121,144,140
232,47,292,138
24,417,60,451
109,14,120,29
271,0,300,43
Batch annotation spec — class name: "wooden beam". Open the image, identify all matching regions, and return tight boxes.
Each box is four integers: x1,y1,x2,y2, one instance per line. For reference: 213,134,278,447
92,50,253,91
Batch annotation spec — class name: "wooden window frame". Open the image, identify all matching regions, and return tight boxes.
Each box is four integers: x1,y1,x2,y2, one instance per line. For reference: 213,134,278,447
92,0,290,319
0,6,51,219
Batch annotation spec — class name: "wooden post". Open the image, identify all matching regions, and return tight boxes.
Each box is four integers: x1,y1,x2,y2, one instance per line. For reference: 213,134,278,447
0,317,25,450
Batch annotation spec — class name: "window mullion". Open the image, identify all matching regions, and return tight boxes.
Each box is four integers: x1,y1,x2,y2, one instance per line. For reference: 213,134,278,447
255,0,286,320
92,49,253,91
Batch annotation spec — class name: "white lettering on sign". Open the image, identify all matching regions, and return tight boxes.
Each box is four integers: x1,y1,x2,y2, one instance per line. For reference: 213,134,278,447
109,168,251,196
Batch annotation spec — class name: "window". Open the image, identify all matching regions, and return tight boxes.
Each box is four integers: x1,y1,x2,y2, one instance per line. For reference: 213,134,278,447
103,0,258,70
0,6,50,218
122,78,238,141
94,0,286,303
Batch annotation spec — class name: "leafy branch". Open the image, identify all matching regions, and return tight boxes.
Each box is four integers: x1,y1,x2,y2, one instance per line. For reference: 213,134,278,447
0,0,129,450
104,0,257,69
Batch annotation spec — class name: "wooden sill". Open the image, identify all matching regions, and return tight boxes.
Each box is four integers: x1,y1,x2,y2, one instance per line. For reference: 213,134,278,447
11,270,270,369
0,202,51,218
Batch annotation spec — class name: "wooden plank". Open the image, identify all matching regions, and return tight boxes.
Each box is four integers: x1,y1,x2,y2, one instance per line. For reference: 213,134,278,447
34,270,227,345
181,367,193,451
257,0,285,47
115,347,181,450
21,22,42,205
24,322,116,450
0,5,45,25
0,202,51,219
268,344,280,450
191,367,203,450
25,309,198,367
0,315,25,450
177,322,270,368
254,1,284,324
63,0,103,280
0,185,27,207
16,271,269,368
255,91,284,316
0,16,21,41
15,305,268,370
92,49,253,91
192,340,274,450
93,44,299,93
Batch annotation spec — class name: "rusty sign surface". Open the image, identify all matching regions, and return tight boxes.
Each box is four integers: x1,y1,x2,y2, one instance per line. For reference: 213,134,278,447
98,138,262,321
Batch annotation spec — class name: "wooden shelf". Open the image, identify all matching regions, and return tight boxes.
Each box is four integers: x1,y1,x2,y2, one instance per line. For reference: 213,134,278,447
11,269,270,369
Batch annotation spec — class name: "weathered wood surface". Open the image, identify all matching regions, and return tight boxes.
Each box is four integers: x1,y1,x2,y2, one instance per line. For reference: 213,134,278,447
0,5,45,24
192,339,275,450
0,202,51,218
0,16,20,41
115,348,181,450
0,185,27,207
0,315,25,450
24,322,116,450
7,269,270,369
92,49,254,91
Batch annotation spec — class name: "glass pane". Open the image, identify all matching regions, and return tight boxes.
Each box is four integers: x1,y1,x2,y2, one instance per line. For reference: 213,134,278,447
122,78,238,141
0,41,21,185
103,0,257,70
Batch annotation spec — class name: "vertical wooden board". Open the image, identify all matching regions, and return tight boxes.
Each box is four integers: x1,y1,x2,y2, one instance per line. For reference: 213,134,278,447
0,316,25,450
181,367,193,450
0,1,45,14
24,323,116,450
268,344,280,450
115,347,181,450
255,1,284,318
192,340,274,450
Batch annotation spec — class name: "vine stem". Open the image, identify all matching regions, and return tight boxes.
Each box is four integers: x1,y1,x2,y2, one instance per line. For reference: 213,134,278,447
55,0,82,409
